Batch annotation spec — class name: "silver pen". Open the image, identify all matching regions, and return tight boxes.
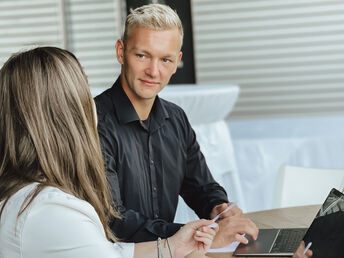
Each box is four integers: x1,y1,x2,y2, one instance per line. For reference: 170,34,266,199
303,242,312,255
212,202,236,222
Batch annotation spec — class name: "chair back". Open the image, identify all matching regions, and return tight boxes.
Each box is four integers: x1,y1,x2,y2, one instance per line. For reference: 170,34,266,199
273,165,344,208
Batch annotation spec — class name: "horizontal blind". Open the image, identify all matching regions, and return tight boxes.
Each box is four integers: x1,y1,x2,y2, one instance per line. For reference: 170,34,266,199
65,0,122,89
0,0,62,66
192,0,344,118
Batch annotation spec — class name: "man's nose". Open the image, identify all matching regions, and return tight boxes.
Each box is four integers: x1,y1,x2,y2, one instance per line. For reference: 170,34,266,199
146,59,159,77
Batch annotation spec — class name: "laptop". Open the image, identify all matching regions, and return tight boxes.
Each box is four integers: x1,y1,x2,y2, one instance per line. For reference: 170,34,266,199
234,188,344,257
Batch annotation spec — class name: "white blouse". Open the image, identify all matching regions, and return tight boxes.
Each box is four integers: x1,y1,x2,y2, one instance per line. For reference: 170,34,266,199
0,183,134,258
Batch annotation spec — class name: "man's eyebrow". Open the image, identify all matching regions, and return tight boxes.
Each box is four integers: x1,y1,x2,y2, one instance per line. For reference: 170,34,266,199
162,54,176,59
131,48,150,54
132,48,177,58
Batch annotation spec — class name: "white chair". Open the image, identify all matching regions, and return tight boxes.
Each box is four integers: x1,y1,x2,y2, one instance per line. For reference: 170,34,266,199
273,165,344,209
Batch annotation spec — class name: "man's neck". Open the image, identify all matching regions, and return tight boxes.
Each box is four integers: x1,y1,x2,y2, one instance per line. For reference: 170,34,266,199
120,76,155,120
132,99,154,121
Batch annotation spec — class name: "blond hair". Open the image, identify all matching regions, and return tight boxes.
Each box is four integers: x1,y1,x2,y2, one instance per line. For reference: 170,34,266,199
123,3,184,48
0,47,119,241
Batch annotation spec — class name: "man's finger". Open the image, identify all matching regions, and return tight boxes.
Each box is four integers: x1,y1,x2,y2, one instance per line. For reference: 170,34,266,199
211,203,228,218
219,205,242,219
234,234,249,244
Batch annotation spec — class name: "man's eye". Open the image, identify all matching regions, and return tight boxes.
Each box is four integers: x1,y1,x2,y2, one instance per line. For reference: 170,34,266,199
136,54,145,58
162,58,171,63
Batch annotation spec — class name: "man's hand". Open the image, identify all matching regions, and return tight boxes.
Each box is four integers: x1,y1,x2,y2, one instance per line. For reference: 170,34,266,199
293,241,313,258
209,202,258,249
210,215,258,248
210,202,242,220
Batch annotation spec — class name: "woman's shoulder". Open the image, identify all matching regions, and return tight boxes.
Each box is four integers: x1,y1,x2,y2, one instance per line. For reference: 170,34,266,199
19,184,116,257
10,183,95,214
0,183,108,258
28,184,100,224
35,185,92,207
5,183,102,233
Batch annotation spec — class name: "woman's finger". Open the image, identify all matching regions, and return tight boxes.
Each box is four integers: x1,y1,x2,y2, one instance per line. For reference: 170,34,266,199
195,230,215,241
194,235,212,250
201,225,218,236
188,219,215,230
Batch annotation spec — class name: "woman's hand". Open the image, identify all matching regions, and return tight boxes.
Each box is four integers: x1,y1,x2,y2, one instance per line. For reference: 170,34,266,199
293,241,313,258
169,219,218,258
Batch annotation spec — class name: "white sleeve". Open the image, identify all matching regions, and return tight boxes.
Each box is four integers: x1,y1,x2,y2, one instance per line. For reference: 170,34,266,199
21,193,134,258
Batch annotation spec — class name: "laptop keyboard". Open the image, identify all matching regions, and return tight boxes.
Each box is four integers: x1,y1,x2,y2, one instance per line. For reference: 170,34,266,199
271,228,307,253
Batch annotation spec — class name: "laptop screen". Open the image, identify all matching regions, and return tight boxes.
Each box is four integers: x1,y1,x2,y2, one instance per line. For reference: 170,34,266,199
303,188,344,258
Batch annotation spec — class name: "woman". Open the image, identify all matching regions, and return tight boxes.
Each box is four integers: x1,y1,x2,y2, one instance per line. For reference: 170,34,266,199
0,47,217,258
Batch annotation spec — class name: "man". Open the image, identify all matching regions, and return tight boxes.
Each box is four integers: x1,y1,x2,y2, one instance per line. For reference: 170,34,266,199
95,3,258,248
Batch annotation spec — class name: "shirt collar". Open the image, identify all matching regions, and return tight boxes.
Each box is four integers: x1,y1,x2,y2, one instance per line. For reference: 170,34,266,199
150,95,170,132
110,77,139,124
110,77,169,127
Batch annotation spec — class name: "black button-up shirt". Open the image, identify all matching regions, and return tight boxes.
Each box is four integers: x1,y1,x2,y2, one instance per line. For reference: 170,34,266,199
95,77,228,242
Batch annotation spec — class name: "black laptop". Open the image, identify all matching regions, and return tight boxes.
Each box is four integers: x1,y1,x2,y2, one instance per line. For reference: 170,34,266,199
234,188,344,257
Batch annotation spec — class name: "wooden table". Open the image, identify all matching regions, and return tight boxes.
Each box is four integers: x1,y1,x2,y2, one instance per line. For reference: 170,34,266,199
188,205,320,258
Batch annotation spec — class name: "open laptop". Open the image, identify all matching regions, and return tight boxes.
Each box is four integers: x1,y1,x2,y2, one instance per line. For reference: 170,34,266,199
234,188,344,257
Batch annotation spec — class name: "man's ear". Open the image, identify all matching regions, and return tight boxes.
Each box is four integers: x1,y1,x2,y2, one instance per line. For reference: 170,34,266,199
115,39,125,65
173,51,183,74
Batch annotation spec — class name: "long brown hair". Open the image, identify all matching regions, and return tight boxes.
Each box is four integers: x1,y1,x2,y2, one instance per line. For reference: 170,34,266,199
0,47,119,241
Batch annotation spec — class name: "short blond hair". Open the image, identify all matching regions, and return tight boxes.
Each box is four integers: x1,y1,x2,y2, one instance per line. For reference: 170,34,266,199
123,3,183,48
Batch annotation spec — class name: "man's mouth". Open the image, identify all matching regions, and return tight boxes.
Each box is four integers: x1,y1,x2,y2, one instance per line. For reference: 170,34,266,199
140,79,159,86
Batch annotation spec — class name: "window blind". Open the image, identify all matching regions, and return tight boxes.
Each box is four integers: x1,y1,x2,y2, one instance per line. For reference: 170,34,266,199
2,0,344,119
0,0,122,91
0,0,62,65
192,0,344,118
65,0,122,89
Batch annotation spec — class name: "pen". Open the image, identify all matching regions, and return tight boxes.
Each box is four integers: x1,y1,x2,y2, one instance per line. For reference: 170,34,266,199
212,202,236,222
303,242,312,255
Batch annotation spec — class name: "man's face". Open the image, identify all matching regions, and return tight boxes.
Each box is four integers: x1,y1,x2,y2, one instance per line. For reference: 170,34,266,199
116,26,182,104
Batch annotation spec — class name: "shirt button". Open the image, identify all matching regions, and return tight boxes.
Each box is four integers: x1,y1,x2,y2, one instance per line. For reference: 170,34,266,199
154,214,159,218
150,159,154,164
153,187,157,191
